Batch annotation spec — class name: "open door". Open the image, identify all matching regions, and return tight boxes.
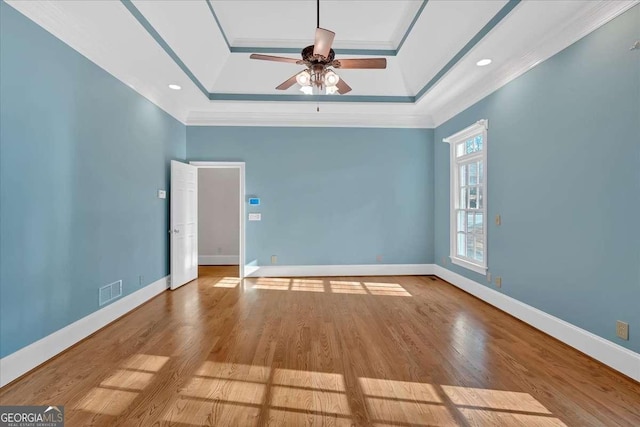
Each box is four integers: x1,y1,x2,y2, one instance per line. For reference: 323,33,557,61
170,160,198,290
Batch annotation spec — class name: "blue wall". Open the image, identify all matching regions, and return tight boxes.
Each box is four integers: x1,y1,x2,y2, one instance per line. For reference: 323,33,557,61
434,6,640,352
2,0,637,361
187,127,434,266
0,2,185,358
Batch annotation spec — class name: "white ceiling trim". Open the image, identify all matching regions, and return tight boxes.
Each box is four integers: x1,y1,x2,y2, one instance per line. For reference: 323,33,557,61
428,0,640,127
231,37,396,51
5,0,190,124
187,111,434,129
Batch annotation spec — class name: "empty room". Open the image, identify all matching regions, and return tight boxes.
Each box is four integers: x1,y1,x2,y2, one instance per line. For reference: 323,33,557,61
0,0,639,426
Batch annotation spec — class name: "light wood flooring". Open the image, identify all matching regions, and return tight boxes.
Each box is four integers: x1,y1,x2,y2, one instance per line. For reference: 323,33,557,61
1,266,639,426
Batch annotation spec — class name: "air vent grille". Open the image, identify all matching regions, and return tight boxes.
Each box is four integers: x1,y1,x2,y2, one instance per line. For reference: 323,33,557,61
99,280,123,306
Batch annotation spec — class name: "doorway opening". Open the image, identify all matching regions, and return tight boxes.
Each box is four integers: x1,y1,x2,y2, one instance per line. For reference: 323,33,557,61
191,162,245,279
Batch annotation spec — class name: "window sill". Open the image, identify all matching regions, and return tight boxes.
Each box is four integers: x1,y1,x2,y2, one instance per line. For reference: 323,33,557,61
449,256,487,276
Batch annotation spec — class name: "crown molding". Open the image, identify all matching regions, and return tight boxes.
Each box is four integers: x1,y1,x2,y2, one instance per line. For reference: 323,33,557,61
429,0,639,128
230,37,396,51
186,111,434,129
5,0,189,124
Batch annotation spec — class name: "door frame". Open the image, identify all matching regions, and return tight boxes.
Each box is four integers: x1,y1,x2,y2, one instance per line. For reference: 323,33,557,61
190,161,246,279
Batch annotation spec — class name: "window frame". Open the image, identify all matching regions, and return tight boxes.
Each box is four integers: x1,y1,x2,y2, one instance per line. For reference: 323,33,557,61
443,120,488,275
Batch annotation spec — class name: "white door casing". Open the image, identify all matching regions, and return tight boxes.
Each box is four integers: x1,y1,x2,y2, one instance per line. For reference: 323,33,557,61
189,161,246,279
170,160,198,289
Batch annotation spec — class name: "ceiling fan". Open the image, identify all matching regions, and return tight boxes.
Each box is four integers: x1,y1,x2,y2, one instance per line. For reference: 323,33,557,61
249,0,387,95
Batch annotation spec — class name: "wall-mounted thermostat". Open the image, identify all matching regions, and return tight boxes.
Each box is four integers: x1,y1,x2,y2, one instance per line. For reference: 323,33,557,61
249,198,260,206
248,213,261,221
158,190,167,199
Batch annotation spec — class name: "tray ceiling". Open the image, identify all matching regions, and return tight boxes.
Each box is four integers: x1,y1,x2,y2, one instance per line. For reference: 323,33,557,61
5,0,638,127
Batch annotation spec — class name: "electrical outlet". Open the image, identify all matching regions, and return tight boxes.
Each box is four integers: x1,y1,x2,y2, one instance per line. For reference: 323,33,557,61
139,275,143,286
486,272,491,283
376,255,383,263
495,215,502,225
495,276,502,288
271,255,277,265
616,321,629,340
442,257,447,265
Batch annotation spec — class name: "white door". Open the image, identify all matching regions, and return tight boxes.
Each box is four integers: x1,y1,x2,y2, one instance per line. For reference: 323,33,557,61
170,160,198,290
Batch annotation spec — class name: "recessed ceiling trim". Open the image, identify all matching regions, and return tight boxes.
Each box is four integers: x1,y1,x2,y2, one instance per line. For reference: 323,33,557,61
414,0,521,102
229,46,397,56
122,0,520,103
207,0,428,57
120,0,209,98
204,0,231,50
209,93,414,103
395,0,429,53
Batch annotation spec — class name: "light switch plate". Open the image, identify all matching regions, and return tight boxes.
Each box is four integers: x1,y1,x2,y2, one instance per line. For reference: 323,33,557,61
248,213,261,221
158,190,166,199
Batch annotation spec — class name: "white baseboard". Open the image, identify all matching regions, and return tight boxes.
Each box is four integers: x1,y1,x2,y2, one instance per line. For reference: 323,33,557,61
0,275,170,388
433,265,640,382
244,264,434,277
199,255,239,265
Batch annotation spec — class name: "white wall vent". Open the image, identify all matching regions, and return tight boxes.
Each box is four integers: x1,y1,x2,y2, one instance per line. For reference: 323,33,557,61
99,280,123,306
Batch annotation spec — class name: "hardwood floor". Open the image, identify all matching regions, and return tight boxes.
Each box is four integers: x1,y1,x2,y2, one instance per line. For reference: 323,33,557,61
1,269,639,426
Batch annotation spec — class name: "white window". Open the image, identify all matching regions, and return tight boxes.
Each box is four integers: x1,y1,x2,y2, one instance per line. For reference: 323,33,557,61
444,120,488,275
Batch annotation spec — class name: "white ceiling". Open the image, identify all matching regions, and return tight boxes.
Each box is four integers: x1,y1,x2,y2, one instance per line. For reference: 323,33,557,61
212,0,423,50
5,0,638,127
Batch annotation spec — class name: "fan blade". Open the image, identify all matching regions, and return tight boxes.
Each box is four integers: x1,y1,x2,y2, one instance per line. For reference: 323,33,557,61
276,73,300,90
313,28,335,58
250,54,301,64
336,78,352,95
333,58,387,69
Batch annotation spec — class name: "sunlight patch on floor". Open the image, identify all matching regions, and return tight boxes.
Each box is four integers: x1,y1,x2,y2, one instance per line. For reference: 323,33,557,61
213,277,241,288
100,369,155,391
359,377,442,403
267,409,353,426
363,282,412,297
245,278,413,296
270,386,351,416
441,385,552,414
195,361,271,383
121,354,170,373
329,280,368,294
163,396,260,426
273,369,346,392
251,278,291,290
367,397,457,425
459,408,568,426
75,354,169,417
75,387,139,416
180,376,266,405
291,279,325,292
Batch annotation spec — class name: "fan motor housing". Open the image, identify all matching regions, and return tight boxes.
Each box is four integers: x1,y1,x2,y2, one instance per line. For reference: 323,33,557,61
302,45,335,64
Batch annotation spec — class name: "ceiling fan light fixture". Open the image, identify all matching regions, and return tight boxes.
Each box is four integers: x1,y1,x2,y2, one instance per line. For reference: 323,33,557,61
296,70,311,86
325,85,338,95
300,86,313,95
324,70,340,86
